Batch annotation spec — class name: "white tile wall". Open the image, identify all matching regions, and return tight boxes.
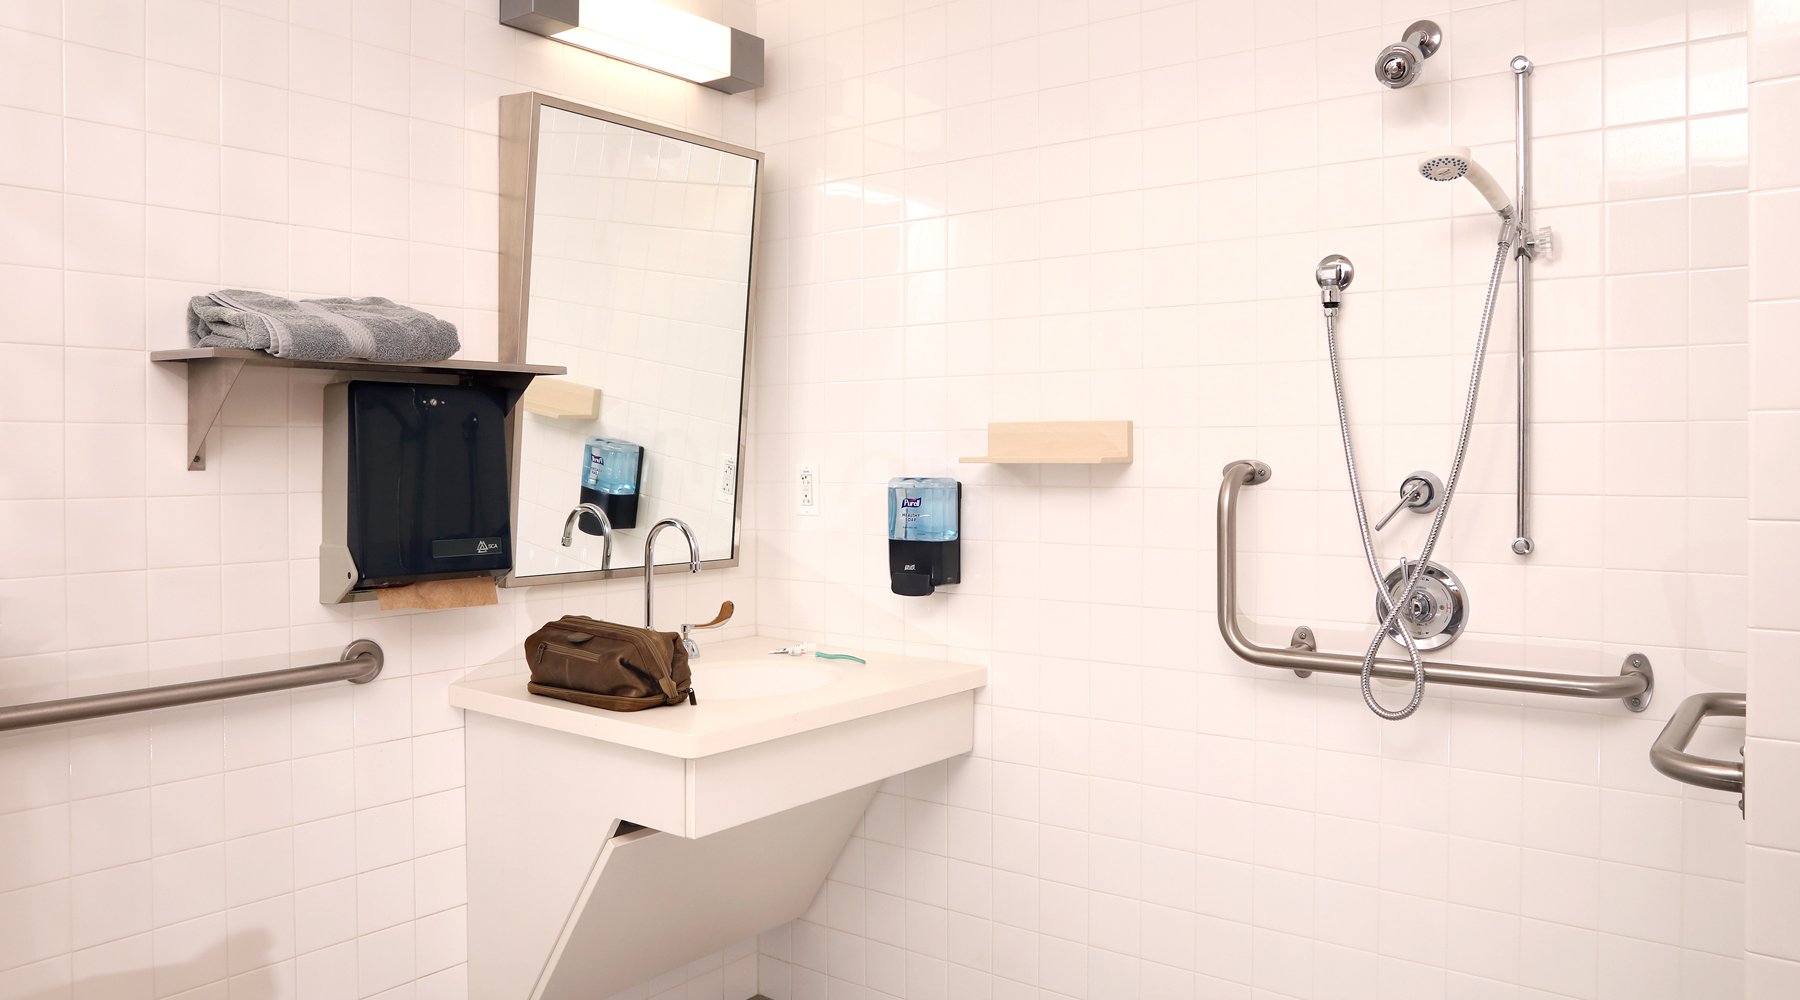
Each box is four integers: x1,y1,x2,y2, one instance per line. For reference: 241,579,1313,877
748,0,1753,998
1745,0,1800,994
0,1,1775,998
0,2,761,999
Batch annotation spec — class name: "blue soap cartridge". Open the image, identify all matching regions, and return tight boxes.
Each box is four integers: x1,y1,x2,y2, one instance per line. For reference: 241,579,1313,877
887,477,960,595
578,437,644,531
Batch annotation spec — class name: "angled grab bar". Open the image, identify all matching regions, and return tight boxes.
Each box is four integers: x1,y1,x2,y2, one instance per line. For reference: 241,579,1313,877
0,640,384,733
1217,459,1653,711
1650,692,1745,802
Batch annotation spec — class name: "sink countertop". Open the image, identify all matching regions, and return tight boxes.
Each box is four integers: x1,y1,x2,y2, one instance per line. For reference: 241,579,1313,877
448,636,987,759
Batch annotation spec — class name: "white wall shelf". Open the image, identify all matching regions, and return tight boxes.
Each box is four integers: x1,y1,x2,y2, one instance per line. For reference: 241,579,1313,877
960,419,1134,464
151,347,565,470
521,376,601,419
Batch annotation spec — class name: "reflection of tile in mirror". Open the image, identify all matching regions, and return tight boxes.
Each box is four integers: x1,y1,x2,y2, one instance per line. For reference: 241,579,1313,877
515,107,755,577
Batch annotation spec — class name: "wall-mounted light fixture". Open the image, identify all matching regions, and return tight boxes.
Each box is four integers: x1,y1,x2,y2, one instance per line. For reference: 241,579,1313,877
501,0,764,93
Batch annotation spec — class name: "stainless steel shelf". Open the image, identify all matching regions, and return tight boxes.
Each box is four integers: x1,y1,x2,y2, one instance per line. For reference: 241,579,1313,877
151,348,566,470
0,641,384,733
1216,459,1654,711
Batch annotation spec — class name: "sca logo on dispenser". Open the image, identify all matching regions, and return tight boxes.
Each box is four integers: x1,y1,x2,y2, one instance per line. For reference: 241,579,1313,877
900,497,923,508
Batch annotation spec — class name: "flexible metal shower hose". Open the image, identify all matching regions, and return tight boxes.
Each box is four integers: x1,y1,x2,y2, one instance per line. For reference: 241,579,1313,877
1325,224,1518,719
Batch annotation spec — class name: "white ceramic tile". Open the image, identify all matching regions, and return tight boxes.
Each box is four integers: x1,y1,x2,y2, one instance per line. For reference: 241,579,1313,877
1605,47,1689,125
1692,191,1749,268
1751,189,1800,301
1606,196,1690,273
64,44,145,130
0,26,64,115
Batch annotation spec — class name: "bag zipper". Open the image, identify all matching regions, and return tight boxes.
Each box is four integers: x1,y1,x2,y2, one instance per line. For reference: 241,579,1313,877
538,640,601,662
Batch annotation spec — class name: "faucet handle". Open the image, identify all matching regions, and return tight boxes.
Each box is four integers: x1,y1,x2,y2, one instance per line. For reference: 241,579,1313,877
688,600,734,630
679,601,734,657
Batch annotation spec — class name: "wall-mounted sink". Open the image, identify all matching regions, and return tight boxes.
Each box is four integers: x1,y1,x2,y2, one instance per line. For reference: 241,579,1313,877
448,635,985,1000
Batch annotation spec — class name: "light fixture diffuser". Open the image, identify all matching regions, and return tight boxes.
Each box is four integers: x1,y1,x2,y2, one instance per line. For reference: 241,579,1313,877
501,0,764,93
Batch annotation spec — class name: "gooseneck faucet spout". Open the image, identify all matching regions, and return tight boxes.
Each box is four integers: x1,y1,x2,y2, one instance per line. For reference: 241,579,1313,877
643,518,700,628
560,503,614,571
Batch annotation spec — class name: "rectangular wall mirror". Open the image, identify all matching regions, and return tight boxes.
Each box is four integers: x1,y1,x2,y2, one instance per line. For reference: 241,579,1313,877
499,92,759,585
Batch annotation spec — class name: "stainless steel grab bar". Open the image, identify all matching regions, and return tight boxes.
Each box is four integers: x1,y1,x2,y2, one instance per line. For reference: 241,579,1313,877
1650,692,1746,802
1217,460,1653,710
0,640,384,733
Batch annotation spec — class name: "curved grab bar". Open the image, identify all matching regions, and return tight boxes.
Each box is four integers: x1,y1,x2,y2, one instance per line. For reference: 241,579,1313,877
0,640,384,733
1649,691,1746,795
1217,459,1653,710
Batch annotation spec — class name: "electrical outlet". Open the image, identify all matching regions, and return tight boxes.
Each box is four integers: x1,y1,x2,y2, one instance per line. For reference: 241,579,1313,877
717,456,737,502
797,463,819,516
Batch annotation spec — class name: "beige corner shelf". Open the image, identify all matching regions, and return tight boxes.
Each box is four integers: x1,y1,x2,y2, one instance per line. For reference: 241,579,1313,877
522,377,601,420
151,348,565,471
960,420,1134,465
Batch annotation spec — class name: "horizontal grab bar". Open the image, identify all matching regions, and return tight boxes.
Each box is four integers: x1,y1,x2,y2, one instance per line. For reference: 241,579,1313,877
1650,691,1746,800
0,640,384,733
1217,459,1653,711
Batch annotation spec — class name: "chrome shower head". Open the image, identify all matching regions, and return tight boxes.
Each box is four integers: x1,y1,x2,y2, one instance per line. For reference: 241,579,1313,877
1375,19,1441,89
1417,146,1514,218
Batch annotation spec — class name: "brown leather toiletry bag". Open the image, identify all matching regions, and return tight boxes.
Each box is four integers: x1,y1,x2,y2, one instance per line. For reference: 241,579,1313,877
523,615,695,711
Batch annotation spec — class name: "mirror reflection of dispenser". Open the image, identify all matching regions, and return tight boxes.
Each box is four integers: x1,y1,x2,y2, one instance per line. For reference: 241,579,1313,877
887,477,961,596
580,436,644,532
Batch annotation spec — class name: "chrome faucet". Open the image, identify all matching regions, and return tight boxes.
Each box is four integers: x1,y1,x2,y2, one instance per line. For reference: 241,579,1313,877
643,518,699,629
560,503,614,571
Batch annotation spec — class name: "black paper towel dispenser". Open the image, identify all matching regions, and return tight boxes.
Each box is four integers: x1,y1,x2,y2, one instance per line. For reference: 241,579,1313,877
320,380,512,603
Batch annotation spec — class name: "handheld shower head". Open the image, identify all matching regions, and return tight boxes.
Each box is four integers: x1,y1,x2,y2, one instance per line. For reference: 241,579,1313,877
1375,20,1441,88
1417,146,1514,218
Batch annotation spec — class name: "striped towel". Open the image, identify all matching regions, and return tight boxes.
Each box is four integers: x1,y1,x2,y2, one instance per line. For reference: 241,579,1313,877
186,289,460,362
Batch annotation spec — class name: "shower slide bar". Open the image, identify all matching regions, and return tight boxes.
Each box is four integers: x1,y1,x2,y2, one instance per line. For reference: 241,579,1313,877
1650,692,1746,806
0,641,384,733
1217,460,1654,711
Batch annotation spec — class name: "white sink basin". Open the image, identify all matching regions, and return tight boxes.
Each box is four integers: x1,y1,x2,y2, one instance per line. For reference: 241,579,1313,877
694,659,838,700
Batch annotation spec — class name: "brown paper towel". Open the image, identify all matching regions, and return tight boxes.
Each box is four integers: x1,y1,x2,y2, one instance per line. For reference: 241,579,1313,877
377,576,499,611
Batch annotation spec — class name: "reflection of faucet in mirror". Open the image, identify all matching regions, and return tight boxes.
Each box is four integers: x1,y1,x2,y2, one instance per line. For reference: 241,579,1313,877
644,518,700,628
560,503,613,571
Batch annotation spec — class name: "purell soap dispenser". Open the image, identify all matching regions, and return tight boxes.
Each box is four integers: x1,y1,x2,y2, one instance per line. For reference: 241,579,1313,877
887,477,961,596
579,436,644,531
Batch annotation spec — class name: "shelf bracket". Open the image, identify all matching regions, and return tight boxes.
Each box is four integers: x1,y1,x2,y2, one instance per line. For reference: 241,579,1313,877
183,355,248,471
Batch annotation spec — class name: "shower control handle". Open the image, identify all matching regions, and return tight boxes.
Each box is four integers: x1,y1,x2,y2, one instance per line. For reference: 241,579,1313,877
1373,471,1443,531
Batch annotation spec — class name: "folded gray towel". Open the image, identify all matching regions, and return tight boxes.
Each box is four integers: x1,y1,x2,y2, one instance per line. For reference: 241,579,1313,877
186,289,461,362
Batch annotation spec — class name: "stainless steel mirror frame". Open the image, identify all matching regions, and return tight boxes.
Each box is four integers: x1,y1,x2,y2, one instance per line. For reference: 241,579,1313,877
497,91,762,587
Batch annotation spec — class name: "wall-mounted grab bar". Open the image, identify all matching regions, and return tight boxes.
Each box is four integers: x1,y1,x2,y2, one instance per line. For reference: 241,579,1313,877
1217,460,1653,710
0,640,384,733
1650,692,1746,808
